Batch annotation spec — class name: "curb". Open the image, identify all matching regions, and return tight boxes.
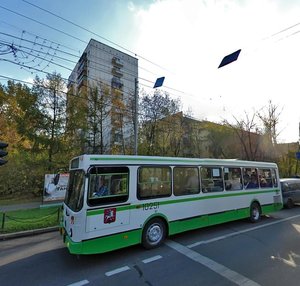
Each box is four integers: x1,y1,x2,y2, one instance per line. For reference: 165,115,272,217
0,226,59,240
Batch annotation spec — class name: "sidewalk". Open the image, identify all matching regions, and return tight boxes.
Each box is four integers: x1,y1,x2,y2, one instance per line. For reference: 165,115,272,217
0,201,41,212
0,226,59,240
0,201,62,212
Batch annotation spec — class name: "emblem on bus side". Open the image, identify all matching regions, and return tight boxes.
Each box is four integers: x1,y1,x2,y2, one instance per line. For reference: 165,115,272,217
104,208,116,224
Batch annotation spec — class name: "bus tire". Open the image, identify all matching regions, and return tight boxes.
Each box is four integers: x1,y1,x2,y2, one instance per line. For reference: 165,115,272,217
249,202,261,223
142,218,166,249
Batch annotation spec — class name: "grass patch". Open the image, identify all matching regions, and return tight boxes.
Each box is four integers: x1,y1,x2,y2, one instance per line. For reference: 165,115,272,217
0,206,61,234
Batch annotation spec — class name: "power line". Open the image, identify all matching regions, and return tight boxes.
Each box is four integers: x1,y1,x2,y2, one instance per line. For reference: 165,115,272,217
0,5,203,101
0,31,199,102
22,0,173,74
0,33,186,102
0,5,87,46
0,74,178,121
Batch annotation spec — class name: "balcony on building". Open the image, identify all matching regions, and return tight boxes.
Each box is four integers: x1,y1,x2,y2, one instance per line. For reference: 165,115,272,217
112,57,123,67
113,130,123,146
112,67,123,77
67,79,74,89
111,77,123,90
79,52,87,64
77,73,87,89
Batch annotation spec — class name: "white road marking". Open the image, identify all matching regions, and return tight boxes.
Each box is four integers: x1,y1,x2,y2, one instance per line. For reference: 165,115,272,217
166,240,261,286
105,266,130,277
142,255,162,264
67,279,89,286
188,214,300,248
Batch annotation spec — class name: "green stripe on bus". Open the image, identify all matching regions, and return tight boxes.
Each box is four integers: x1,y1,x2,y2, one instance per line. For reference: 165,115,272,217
66,202,282,255
86,189,281,216
65,229,141,255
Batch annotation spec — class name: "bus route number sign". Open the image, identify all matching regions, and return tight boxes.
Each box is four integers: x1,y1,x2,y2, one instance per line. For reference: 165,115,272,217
142,202,160,211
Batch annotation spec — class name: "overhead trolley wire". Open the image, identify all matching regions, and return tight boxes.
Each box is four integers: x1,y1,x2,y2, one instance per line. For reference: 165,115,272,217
22,0,173,74
0,4,199,101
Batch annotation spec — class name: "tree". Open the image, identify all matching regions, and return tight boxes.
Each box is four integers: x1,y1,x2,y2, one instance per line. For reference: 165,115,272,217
65,81,89,156
32,72,66,170
257,100,282,145
86,84,110,154
224,112,263,161
139,90,181,155
0,81,47,198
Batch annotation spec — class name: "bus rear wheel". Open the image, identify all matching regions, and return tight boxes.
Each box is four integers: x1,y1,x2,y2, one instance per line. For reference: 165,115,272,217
142,218,166,249
249,202,261,223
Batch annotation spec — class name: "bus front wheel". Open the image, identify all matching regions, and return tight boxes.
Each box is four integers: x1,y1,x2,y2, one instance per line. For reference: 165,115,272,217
142,218,166,249
250,202,261,223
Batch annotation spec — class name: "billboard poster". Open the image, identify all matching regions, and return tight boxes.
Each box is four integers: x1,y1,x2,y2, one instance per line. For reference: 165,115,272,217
43,173,69,202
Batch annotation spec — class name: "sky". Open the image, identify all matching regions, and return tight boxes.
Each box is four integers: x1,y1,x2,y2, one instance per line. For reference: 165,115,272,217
1,0,300,144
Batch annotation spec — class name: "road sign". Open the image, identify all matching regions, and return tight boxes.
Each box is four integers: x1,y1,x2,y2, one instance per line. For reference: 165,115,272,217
218,49,241,68
153,77,165,88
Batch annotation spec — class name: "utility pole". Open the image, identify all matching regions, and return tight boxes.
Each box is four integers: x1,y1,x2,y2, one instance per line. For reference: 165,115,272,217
134,78,138,155
296,122,300,176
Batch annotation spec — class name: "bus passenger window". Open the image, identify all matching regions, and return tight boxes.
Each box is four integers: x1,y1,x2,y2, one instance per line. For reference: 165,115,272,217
243,168,258,189
87,166,129,206
258,168,273,188
200,167,224,192
173,167,200,196
92,176,109,197
224,167,242,191
271,169,278,187
138,166,171,199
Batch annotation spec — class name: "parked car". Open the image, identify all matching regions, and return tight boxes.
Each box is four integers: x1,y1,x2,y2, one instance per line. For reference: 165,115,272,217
280,178,300,208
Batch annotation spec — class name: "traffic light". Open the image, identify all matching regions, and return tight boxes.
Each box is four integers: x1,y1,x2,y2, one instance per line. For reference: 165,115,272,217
0,142,8,166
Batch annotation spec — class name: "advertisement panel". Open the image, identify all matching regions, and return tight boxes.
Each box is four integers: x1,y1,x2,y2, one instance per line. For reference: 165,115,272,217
44,173,69,202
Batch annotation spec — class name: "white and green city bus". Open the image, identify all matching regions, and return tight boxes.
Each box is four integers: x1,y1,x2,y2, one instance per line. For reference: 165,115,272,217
61,155,282,255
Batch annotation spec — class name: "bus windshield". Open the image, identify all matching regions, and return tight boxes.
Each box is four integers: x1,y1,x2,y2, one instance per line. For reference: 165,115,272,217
64,170,85,212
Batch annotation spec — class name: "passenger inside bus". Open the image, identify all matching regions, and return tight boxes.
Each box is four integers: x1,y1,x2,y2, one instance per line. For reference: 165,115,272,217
185,169,199,194
246,174,259,189
93,176,109,197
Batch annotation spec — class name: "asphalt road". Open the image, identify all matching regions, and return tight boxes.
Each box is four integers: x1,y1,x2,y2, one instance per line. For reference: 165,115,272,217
2,206,300,286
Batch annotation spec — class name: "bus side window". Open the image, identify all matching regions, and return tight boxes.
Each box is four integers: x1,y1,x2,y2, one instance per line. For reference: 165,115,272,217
243,168,258,189
88,174,97,198
224,167,242,191
110,175,126,195
271,169,278,187
173,167,200,196
137,166,171,199
258,168,273,188
87,167,129,206
201,167,224,192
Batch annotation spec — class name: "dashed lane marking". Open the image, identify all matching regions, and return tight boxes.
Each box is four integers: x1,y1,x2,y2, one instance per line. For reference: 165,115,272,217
67,279,89,286
105,255,163,277
142,255,162,264
105,266,131,277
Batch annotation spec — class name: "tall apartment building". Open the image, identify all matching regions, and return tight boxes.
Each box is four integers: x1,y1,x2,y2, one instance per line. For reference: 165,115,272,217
67,39,138,154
